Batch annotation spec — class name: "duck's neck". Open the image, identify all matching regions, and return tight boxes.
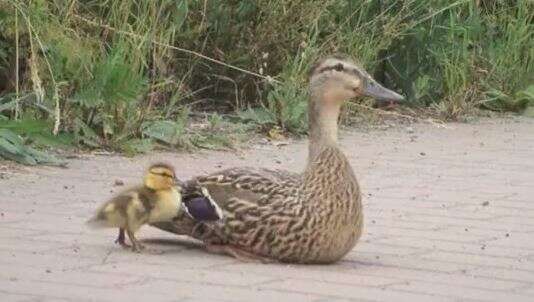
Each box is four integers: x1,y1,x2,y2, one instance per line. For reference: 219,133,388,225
307,92,341,161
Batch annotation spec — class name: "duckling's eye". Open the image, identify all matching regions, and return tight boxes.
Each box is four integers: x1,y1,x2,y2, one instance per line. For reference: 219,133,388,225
165,172,176,179
334,63,344,72
150,171,174,178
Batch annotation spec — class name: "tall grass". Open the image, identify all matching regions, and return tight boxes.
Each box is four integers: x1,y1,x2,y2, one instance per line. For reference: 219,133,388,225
0,0,533,163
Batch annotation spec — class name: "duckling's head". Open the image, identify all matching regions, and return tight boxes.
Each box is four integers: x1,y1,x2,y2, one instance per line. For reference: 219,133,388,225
144,163,177,190
308,54,404,105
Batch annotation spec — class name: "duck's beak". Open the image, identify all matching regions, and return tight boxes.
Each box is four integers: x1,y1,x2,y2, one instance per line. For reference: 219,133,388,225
363,78,404,102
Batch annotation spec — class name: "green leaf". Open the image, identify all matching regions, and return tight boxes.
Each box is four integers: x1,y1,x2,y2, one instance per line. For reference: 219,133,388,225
0,119,49,135
0,119,72,149
121,138,154,156
517,85,534,103
0,138,37,165
238,107,276,126
141,120,184,146
30,133,74,148
103,118,114,136
0,129,64,166
0,99,17,112
0,128,24,145
174,0,189,30
23,147,65,166
74,118,101,147
523,106,534,117
0,135,24,156
72,47,146,108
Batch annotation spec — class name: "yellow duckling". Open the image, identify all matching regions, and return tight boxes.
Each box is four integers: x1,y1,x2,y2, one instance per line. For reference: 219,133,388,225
87,163,182,252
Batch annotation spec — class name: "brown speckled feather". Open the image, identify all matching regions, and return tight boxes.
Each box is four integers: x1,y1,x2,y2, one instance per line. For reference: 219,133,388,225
154,146,362,263
149,55,400,263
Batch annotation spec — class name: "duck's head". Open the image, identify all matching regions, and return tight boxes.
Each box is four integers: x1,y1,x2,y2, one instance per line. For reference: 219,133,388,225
308,54,404,106
144,163,177,190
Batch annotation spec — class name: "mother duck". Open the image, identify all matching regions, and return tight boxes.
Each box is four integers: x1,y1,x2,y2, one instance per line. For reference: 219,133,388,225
153,54,404,264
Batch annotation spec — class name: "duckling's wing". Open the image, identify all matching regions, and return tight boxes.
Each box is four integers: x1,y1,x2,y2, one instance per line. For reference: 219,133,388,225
86,194,132,228
87,186,153,229
136,187,157,211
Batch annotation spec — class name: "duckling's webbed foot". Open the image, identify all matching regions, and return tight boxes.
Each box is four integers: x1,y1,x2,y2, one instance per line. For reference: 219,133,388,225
131,243,145,253
126,229,144,253
205,244,275,264
115,228,131,248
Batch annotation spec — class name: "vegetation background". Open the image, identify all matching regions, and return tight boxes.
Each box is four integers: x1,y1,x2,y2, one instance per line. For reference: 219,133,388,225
0,0,533,165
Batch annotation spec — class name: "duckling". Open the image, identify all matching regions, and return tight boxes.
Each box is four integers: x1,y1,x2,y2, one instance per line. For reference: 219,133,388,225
87,163,182,252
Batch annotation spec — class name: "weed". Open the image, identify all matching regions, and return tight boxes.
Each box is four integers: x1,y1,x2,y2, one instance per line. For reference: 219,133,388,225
0,0,532,164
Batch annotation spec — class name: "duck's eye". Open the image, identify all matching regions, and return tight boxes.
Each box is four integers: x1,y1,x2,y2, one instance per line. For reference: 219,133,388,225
334,63,344,72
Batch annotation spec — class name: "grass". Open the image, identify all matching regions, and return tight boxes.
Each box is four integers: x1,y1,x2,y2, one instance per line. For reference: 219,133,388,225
0,0,533,164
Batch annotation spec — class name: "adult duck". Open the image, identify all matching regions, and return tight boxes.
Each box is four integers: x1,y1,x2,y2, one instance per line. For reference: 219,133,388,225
154,54,404,263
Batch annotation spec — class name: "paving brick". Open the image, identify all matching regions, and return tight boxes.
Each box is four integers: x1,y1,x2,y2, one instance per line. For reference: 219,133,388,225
212,262,400,288
343,253,479,273
0,291,75,302
0,278,179,302
0,227,42,239
467,267,534,283
389,281,533,302
351,265,526,291
1,117,533,302
88,262,278,287
0,263,147,290
261,278,453,301
373,236,532,259
132,279,323,302
420,250,532,270
517,286,534,296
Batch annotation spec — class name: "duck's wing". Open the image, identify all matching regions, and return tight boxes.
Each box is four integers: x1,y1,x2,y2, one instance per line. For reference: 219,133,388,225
152,167,301,240
197,166,301,188
184,167,301,207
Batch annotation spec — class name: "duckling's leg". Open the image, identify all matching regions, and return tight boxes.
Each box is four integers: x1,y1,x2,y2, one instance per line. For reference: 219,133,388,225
114,228,131,248
126,229,145,253
205,244,275,264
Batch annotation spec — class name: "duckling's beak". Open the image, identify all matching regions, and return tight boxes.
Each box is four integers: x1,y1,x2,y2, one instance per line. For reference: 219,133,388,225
363,78,404,103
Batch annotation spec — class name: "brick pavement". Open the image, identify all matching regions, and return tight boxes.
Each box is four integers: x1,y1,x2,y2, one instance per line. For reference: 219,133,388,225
1,117,533,302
